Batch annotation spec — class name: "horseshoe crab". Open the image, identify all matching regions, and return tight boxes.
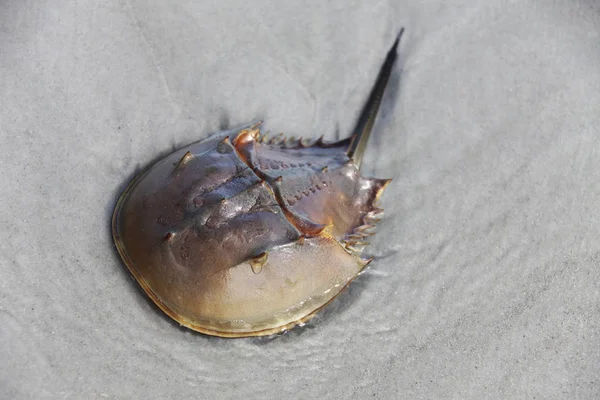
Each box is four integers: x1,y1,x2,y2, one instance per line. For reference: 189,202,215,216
112,29,404,337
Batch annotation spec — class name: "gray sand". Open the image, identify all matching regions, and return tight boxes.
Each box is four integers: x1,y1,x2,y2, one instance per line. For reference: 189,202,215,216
2,1,599,398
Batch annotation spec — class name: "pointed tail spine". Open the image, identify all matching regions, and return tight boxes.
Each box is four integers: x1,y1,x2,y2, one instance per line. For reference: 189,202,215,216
347,28,404,168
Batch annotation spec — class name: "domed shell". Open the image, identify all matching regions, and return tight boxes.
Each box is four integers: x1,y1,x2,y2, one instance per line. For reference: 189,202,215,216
112,124,388,337
112,29,403,337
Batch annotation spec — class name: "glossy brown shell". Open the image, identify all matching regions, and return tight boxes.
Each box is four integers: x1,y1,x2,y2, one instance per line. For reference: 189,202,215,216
112,124,388,337
112,29,404,337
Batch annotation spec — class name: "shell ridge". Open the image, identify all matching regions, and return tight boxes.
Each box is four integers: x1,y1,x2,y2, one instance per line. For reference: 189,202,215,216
231,128,334,237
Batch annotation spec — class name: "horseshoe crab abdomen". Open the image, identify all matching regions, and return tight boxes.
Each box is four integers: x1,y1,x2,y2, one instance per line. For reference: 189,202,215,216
234,129,389,239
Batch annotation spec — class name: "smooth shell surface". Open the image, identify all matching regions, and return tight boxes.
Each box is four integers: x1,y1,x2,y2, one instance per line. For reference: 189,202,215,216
112,124,388,337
